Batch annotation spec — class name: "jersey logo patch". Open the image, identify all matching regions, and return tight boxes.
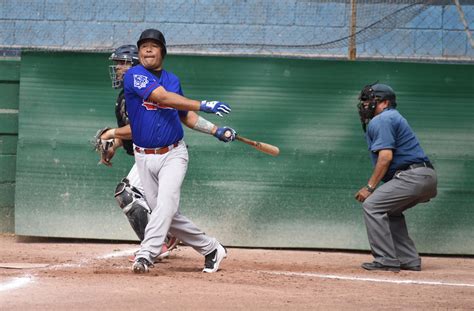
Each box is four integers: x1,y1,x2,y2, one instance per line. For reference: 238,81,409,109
133,74,149,89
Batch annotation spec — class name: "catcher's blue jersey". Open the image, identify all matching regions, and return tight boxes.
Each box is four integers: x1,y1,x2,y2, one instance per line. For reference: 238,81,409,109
123,65,188,148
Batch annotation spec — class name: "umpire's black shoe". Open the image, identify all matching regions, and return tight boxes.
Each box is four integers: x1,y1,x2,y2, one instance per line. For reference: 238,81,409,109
400,264,421,271
361,262,400,272
132,257,153,274
203,244,227,273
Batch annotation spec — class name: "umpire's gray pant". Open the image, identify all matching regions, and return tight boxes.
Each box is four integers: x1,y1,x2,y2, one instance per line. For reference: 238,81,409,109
362,167,437,267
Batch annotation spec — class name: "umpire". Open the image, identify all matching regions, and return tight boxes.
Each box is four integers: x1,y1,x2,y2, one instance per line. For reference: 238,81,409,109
354,83,437,272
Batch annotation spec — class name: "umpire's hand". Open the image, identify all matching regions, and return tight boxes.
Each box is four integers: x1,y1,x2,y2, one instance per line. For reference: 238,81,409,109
354,186,372,202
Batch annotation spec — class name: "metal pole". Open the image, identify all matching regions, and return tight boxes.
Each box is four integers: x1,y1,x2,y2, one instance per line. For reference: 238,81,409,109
349,0,357,60
453,0,474,49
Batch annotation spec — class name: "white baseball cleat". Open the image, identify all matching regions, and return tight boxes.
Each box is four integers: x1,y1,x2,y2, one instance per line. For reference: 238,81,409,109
202,244,227,273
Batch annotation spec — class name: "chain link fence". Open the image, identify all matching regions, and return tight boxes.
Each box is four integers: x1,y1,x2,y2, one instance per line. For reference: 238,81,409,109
1,0,473,62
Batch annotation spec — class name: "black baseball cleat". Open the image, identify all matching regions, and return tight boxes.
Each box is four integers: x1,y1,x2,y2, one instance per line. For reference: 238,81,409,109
361,262,400,272
400,264,421,271
132,257,153,274
203,244,227,273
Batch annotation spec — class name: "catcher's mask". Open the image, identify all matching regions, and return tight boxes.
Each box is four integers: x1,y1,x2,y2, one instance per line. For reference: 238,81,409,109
109,44,139,89
357,82,397,132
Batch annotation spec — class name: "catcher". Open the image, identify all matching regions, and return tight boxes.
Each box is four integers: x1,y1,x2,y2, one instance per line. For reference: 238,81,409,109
94,44,178,258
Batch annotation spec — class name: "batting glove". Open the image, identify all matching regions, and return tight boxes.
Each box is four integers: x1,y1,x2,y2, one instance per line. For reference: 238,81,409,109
214,126,236,143
200,100,231,117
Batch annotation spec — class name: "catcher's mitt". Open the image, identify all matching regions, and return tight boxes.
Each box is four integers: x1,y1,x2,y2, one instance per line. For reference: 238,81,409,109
93,127,114,156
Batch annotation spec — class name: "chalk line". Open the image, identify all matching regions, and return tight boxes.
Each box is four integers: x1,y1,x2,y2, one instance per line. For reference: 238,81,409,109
98,248,137,259
0,247,136,293
263,271,474,288
0,276,34,292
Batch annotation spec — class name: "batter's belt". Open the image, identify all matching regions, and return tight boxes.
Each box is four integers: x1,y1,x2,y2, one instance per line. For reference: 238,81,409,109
134,142,180,155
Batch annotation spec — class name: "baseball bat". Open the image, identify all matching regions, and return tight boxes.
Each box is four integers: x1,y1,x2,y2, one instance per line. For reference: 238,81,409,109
235,134,280,156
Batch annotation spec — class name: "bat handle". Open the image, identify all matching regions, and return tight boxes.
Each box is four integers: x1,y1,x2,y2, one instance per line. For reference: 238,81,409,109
236,135,256,146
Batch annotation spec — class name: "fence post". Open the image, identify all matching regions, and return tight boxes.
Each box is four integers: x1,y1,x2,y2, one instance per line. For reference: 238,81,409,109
348,0,357,60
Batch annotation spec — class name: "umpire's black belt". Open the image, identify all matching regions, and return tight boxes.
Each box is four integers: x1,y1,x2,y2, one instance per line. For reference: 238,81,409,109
398,161,434,171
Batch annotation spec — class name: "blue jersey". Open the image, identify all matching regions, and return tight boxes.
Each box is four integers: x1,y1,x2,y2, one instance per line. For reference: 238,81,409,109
123,65,188,148
366,108,429,182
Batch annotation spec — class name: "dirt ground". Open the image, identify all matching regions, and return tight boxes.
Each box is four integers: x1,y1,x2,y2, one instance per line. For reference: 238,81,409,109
0,234,473,310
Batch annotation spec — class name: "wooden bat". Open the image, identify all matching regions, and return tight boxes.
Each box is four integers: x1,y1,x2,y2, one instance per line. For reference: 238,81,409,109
234,134,280,156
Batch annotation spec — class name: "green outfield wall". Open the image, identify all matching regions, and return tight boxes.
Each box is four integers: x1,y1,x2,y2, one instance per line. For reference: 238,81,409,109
11,52,474,254
0,60,20,232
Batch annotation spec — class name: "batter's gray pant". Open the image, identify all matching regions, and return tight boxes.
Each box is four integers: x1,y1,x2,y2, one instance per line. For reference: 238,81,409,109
133,141,219,263
362,166,437,267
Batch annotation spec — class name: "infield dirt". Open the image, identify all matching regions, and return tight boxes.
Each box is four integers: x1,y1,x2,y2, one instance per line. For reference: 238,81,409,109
1,234,473,310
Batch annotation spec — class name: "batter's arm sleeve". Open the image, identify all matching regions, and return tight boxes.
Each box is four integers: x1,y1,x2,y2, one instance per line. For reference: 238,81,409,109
180,111,218,135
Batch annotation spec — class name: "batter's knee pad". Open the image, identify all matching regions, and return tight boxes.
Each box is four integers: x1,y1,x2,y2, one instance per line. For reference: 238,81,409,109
115,178,150,241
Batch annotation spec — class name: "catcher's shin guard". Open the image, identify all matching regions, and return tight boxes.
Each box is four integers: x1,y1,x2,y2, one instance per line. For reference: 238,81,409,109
124,201,149,241
115,178,150,241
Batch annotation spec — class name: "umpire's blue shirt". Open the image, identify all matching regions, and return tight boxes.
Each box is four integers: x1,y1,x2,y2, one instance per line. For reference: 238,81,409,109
366,108,429,182
123,65,188,148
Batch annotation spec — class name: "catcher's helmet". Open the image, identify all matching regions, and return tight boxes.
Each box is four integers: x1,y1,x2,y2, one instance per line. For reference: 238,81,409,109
109,44,139,65
137,29,167,57
109,44,139,89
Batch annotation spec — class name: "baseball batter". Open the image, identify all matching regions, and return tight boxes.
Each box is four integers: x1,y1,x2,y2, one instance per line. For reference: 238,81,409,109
95,44,177,258
355,83,438,272
103,29,236,274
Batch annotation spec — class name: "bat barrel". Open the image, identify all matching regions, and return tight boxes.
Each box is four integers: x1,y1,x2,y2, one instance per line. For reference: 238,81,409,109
236,135,280,156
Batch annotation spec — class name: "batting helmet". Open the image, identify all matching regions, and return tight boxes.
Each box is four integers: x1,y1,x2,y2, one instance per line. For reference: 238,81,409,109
109,45,139,89
137,29,167,57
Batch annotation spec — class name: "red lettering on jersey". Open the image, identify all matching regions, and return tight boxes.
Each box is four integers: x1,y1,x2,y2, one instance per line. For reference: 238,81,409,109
142,101,158,110
142,101,173,110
